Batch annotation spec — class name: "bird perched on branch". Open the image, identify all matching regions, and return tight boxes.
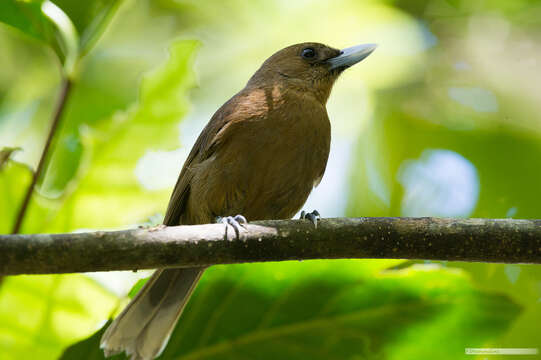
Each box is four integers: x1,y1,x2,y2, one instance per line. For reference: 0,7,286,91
100,41,376,359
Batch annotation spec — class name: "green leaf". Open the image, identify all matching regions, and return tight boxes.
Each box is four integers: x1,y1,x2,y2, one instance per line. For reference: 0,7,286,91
28,0,178,201
45,40,198,231
63,260,520,360
50,0,123,55
127,278,148,299
58,320,113,360
448,262,541,359
0,0,54,45
496,305,541,360
0,274,117,360
0,0,122,75
0,0,79,75
40,0,78,75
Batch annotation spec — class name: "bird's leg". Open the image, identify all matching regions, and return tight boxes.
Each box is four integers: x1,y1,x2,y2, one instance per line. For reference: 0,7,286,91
300,210,321,228
215,215,247,239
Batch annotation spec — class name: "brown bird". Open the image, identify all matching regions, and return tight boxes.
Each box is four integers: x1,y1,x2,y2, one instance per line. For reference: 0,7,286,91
100,41,376,359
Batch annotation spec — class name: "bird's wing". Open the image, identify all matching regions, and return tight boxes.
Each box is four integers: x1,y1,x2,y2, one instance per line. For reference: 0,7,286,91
162,94,248,226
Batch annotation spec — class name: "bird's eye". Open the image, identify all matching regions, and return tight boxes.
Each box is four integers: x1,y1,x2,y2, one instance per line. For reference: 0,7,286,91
301,48,316,59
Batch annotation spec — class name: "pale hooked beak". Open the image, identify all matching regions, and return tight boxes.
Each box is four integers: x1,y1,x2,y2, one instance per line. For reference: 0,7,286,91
326,43,377,70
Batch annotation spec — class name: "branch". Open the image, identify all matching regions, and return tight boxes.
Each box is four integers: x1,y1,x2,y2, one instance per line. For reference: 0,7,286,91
1,217,540,275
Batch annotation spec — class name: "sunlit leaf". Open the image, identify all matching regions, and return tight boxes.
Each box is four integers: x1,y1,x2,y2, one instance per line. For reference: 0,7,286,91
63,260,520,360
35,1,186,200
0,0,122,206
45,40,198,231
0,274,117,360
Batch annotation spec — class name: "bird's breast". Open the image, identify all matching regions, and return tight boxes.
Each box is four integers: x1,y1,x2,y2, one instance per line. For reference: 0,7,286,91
231,93,331,219
189,88,331,222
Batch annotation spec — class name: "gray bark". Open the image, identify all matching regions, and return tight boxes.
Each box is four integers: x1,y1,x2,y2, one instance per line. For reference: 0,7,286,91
1,217,540,275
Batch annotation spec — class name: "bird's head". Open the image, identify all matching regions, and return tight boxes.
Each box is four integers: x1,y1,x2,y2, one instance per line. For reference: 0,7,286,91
247,42,376,103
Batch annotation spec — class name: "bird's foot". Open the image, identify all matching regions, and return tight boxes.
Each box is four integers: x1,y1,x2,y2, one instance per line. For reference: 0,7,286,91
216,215,247,239
300,210,321,228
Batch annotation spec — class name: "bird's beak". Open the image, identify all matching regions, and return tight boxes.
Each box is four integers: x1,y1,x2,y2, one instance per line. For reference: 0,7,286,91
326,43,377,71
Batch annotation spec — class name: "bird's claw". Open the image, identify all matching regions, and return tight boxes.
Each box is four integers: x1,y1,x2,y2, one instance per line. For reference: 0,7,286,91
300,210,321,228
216,215,247,239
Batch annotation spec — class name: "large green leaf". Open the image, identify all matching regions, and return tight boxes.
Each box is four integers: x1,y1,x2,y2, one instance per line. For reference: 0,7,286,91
42,40,198,231
0,274,117,360
62,260,520,360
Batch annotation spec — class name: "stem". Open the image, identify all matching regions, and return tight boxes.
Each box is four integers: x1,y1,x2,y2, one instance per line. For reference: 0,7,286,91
11,78,72,234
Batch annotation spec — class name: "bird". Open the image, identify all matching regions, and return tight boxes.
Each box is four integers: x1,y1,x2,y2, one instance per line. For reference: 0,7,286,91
100,41,376,360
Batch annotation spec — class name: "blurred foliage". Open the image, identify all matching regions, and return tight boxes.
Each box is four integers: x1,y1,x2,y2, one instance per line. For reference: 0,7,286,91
45,39,197,231
0,274,117,360
0,0,540,359
345,2,541,358
0,149,32,233
0,0,121,75
61,261,520,360
0,0,63,63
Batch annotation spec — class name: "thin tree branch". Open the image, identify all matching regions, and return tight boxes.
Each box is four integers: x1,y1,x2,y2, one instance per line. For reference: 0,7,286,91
11,78,72,234
1,217,540,275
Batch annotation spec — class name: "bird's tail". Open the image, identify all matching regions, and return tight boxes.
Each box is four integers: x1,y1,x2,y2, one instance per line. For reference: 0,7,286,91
100,267,204,360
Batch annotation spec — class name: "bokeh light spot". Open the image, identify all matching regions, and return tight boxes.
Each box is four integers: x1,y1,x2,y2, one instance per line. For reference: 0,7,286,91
398,149,480,217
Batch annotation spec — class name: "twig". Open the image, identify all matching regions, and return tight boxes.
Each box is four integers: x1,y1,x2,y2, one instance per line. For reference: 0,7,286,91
1,217,540,275
11,79,72,234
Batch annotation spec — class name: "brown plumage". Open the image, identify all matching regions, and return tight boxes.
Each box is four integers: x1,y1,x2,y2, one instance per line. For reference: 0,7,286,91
101,42,376,360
